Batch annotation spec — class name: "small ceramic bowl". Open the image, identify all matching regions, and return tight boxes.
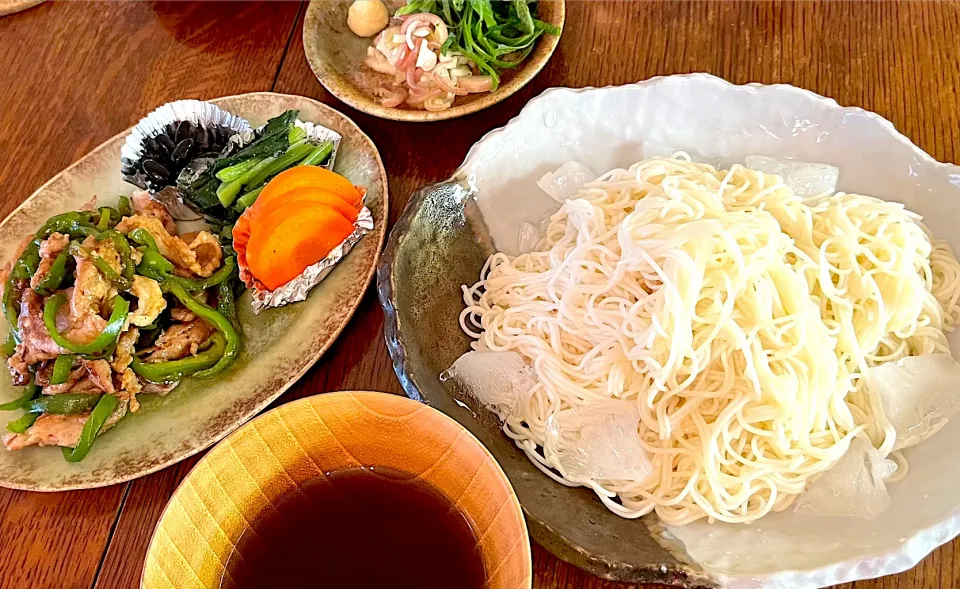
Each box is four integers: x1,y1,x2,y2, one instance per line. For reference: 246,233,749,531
142,391,531,589
302,0,565,122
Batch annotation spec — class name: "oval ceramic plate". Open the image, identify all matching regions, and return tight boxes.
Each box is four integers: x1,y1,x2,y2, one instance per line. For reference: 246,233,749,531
0,92,388,491
0,0,44,17
378,75,960,588
143,391,531,589
302,0,564,122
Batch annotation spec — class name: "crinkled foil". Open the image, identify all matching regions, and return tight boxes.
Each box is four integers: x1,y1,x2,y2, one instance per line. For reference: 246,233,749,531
249,206,374,313
119,100,252,167
170,157,217,220
121,100,251,219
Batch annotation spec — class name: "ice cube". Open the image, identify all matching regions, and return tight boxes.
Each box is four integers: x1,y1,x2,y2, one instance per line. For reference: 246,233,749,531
536,161,596,203
868,354,960,450
545,401,652,483
744,155,839,198
517,222,541,254
794,436,897,519
444,351,537,418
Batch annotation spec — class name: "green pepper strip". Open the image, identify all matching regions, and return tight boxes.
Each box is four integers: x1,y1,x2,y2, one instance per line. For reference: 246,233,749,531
80,341,117,362
11,239,40,281
1,334,15,357
62,393,119,462
96,207,114,231
129,228,162,253
70,243,132,291
26,393,102,415
117,196,133,218
3,280,21,342
103,230,136,281
51,354,76,385
131,228,236,292
138,250,175,279
131,332,226,383
217,280,241,334
168,257,237,292
6,412,39,433
36,212,98,240
0,381,38,411
43,294,130,354
71,231,135,288
34,250,71,295
164,281,240,379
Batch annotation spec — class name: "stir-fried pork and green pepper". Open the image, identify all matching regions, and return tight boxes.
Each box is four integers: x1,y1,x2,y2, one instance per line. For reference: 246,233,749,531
0,191,241,461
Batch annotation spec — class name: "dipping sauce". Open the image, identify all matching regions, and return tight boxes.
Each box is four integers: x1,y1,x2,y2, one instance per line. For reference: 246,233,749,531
221,466,486,589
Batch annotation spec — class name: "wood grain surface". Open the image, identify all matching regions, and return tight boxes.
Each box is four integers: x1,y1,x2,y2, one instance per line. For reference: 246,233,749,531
0,1,958,588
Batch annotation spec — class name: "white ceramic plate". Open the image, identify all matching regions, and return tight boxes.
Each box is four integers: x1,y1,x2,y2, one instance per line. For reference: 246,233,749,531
455,74,960,589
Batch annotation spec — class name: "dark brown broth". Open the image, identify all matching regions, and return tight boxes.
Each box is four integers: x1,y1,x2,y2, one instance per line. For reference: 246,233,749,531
221,466,486,589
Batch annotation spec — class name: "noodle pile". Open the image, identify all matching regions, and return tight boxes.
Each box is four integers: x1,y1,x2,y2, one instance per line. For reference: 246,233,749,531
458,154,960,525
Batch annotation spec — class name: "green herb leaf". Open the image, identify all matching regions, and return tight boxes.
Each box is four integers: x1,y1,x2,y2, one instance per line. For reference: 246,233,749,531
399,0,558,91
512,0,535,34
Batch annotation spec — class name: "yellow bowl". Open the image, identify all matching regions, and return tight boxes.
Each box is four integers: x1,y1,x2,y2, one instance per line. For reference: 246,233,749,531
142,391,531,589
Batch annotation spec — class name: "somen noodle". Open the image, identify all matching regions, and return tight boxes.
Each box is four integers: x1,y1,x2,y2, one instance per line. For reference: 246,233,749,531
458,154,960,525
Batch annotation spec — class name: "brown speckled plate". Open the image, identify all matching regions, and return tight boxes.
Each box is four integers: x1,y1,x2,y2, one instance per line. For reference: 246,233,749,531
0,92,388,491
0,0,44,17
303,0,564,122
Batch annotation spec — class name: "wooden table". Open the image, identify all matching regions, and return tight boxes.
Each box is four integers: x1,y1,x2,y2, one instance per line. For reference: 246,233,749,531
0,1,957,588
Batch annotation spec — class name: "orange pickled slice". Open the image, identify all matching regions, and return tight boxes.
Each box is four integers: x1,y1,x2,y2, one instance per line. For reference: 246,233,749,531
255,166,364,215
245,202,356,290
254,187,359,224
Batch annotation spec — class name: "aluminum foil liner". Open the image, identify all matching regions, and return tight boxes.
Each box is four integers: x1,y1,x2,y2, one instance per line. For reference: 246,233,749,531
168,157,219,221
120,100,252,166
249,205,374,313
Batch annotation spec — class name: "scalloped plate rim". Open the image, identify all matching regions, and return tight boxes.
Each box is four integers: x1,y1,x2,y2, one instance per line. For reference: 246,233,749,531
377,74,960,588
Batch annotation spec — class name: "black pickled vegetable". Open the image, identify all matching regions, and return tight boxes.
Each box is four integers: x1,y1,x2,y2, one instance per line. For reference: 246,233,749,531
121,119,239,192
